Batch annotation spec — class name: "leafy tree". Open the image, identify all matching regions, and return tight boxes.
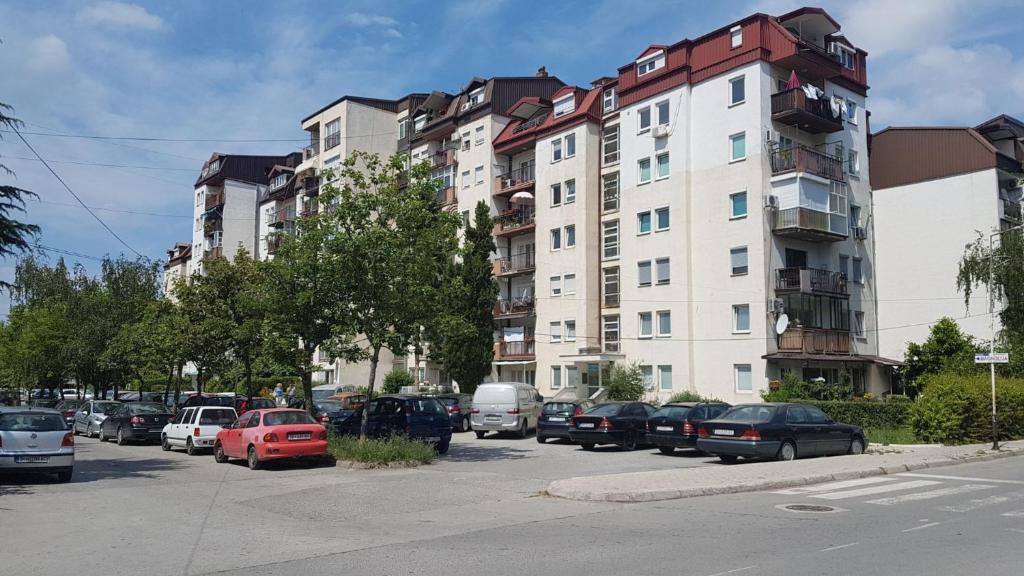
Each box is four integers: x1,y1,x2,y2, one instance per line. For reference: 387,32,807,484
902,317,982,395
382,368,414,394
605,362,645,401
959,229,1024,341
136,299,191,403
0,302,70,391
173,272,231,394
0,102,40,265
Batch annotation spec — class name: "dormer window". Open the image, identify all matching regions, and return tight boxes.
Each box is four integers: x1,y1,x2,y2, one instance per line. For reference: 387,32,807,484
468,87,485,106
269,173,288,191
837,45,856,70
636,51,665,76
730,25,742,49
414,115,427,133
553,94,575,118
603,87,617,113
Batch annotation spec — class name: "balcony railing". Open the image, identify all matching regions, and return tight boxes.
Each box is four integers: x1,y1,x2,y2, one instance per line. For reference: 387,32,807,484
436,186,457,207
301,199,319,217
203,218,222,236
496,338,536,359
1001,199,1022,223
604,292,620,308
203,246,223,259
303,142,319,161
495,207,535,236
265,235,284,255
432,147,457,168
495,250,536,276
603,185,619,212
205,193,224,211
770,88,843,134
495,298,535,319
778,328,851,355
267,206,297,227
773,207,848,240
324,133,341,150
770,145,844,182
303,176,321,197
776,267,848,296
495,161,536,194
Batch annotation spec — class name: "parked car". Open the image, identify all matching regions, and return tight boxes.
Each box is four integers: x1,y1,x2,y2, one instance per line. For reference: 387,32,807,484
28,399,60,409
325,392,368,412
335,395,453,453
181,394,236,410
235,396,277,416
310,400,355,432
312,384,350,402
116,391,166,403
645,402,732,454
431,394,473,433
72,400,122,437
470,382,543,439
696,403,867,463
98,402,173,445
161,406,237,455
568,402,657,451
54,399,85,427
536,400,594,444
0,407,74,482
214,409,328,470
165,391,198,412
61,388,81,400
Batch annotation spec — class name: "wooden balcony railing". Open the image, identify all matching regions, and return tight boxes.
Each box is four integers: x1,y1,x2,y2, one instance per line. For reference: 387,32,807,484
432,147,457,168
436,186,457,207
770,144,844,182
778,328,851,355
496,338,536,359
265,235,285,255
205,193,224,211
495,298,535,318
494,250,536,276
770,88,843,134
203,246,223,259
495,161,536,194
303,176,320,197
494,207,535,236
776,267,848,296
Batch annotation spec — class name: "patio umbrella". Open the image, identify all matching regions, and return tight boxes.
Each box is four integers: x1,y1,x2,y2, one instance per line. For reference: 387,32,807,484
510,191,535,204
786,70,800,90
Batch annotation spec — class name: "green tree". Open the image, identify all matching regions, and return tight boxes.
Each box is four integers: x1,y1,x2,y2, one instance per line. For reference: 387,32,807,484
173,272,231,394
959,229,1024,340
0,102,40,265
903,317,982,394
605,362,645,401
382,368,414,394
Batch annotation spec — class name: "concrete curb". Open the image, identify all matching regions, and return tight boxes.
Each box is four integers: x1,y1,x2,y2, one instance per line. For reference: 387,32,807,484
545,446,1024,503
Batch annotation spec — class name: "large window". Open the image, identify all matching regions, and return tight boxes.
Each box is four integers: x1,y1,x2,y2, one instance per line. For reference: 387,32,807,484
729,76,745,106
731,246,748,275
656,258,670,285
781,294,850,331
637,260,652,287
638,157,652,184
733,304,751,333
735,364,752,392
603,125,620,164
324,119,341,150
730,191,748,218
637,211,652,235
553,94,575,117
603,220,619,259
730,132,746,162
603,87,617,112
638,107,651,133
603,315,620,352
639,312,653,338
603,172,619,212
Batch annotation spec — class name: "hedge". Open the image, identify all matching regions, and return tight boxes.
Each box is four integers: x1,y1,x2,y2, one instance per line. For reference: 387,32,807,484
801,399,910,429
910,374,1024,444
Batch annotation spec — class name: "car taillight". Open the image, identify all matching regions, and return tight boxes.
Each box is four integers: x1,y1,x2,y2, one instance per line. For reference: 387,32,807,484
471,408,480,414
740,429,761,440
318,428,327,440
320,414,330,424
698,426,709,438
62,432,74,447
63,410,75,417
263,432,279,442
598,417,612,430
448,405,461,413
574,406,583,416
194,428,201,437
130,416,145,425
507,408,520,415
682,421,695,435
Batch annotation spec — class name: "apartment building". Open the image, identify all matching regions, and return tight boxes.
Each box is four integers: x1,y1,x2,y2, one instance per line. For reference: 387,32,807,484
871,115,1024,360
162,242,192,299
255,153,302,260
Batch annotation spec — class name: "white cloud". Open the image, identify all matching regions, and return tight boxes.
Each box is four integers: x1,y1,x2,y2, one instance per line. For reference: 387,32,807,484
27,34,71,70
76,1,166,31
839,0,963,58
343,13,398,28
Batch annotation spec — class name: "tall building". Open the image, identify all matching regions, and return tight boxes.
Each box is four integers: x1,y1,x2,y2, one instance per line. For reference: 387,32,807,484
872,115,1024,360
255,153,302,260
162,242,192,299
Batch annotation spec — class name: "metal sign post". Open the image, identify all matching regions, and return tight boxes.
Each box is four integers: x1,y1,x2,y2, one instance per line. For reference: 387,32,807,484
975,353,1009,450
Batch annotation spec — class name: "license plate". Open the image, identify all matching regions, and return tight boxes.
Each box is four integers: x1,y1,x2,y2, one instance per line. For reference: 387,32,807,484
578,423,595,429
656,426,673,432
485,416,501,421
15,456,48,463
548,417,565,422
425,436,441,442
288,433,311,440
714,429,735,436
150,429,163,433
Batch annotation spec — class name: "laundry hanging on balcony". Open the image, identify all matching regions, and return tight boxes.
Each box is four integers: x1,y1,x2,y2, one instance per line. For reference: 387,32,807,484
502,326,525,342
786,70,800,90
801,84,823,100
829,95,844,118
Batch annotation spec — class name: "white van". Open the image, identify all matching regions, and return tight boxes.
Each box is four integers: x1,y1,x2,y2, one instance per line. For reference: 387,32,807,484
471,382,543,439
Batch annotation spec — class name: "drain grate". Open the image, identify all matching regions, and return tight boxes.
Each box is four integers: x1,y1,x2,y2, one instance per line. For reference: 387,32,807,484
784,504,836,512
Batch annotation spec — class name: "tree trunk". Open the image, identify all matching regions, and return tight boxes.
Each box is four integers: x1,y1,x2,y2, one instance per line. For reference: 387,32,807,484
243,357,254,402
359,345,381,441
164,365,174,406
197,367,204,395
301,344,315,416
173,363,184,409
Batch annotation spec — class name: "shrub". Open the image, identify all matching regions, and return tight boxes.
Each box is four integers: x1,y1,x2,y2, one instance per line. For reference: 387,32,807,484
383,369,414,394
606,362,645,401
803,399,910,429
910,374,1024,444
666,390,724,404
327,434,436,467
762,372,852,402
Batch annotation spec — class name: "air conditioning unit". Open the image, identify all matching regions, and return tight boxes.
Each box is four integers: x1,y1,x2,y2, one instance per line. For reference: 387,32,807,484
651,125,670,138
769,298,784,315
764,195,779,209
853,226,867,240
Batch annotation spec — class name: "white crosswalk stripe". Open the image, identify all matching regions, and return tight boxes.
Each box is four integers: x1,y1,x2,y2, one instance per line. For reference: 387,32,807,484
772,477,896,495
1002,509,1024,518
809,480,942,500
938,491,1024,513
864,484,995,505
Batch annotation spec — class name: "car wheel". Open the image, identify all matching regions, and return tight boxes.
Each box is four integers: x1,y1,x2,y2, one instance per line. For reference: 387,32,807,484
658,446,675,455
719,455,739,464
460,417,471,433
518,419,528,439
475,431,486,439
214,442,229,463
73,426,81,437
116,427,128,446
622,431,638,451
186,437,198,456
161,435,171,451
56,470,72,483
536,434,546,444
435,441,450,455
849,437,865,455
87,423,96,438
581,443,595,451
247,446,261,470
97,427,107,442
777,441,797,461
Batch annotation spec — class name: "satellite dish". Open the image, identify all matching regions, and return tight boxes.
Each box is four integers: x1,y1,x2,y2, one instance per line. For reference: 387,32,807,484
775,314,790,335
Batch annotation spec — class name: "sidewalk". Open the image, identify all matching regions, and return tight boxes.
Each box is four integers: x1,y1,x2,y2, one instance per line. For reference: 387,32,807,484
546,440,1024,502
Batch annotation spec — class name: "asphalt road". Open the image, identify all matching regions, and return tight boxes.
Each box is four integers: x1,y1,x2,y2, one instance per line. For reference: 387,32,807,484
2,433,1023,576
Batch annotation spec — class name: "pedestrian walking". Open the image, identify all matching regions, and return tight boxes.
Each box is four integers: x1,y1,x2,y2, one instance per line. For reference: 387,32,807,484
274,382,284,407
286,383,296,405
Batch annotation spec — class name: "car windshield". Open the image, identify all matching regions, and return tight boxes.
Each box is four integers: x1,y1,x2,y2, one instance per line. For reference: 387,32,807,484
203,397,234,407
585,404,624,417
263,411,317,426
652,406,692,419
312,389,334,401
130,403,169,415
412,398,444,415
0,413,67,432
544,403,576,414
475,387,515,404
720,405,777,423
60,400,84,409
314,401,344,413
94,402,120,414
198,409,236,425
248,398,276,409
435,397,457,406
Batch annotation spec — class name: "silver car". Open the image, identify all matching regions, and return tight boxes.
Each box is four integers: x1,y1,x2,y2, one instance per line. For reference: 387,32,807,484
471,382,543,438
0,407,75,482
73,400,122,438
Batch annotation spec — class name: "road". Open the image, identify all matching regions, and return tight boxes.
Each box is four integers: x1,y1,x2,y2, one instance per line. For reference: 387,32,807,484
2,433,1022,576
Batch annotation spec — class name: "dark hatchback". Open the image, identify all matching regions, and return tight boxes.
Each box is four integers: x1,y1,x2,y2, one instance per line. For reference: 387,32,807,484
99,402,173,445
568,402,657,451
311,400,356,431
335,395,453,454
696,403,867,463
537,400,594,444
54,399,85,427
645,402,731,454
431,394,474,433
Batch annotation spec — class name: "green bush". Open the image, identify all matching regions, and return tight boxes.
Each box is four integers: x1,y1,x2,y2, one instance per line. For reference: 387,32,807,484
802,399,911,429
327,434,436,467
762,372,853,402
383,369,414,394
606,362,645,401
666,390,724,403
910,374,1024,444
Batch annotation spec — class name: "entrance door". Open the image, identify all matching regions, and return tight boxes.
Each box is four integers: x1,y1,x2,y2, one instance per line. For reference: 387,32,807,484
587,363,601,398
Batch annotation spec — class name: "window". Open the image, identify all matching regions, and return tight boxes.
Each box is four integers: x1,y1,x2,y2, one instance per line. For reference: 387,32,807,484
461,131,470,151
550,322,562,343
839,254,850,279
638,157,652,184
850,205,861,228
474,126,484,146
731,246,748,275
638,107,651,133
565,179,576,203
398,119,408,140
551,138,563,162
853,257,863,283
733,304,751,333
269,173,288,190
837,46,856,70
637,211,652,235
636,52,665,75
550,228,561,250
638,260,652,286
603,87,617,112
729,76,745,105
730,191,748,218
551,366,561,389
735,364,753,392
194,217,201,232
324,119,341,150
565,224,576,248
603,124,619,164
551,183,562,206
853,311,865,338
604,266,620,307
603,220,619,259
566,366,578,388
564,273,576,295
730,25,742,49
474,165,484,184
603,172,620,212
657,310,671,336
655,207,670,231
658,365,673,391
565,320,577,342
846,99,858,124
461,170,470,189
639,312,653,338
656,152,670,179
656,258,670,285
656,100,670,126
641,365,654,390
847,149,859,175
564,133,576,158
604,315,620,352
730,132,746,162
550,275,562,297
553,94,575,117
461,210,470,228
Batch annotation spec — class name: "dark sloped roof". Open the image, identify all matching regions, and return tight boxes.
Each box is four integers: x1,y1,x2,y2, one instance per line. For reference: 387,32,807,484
194,153,294,188
302,92,430,124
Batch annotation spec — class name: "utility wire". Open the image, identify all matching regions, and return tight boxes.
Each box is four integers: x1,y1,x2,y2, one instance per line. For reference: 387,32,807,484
33,243,108,262
1,129,308,143
3,154,197,172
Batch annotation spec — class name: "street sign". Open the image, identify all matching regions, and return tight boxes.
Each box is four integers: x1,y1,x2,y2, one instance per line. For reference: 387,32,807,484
975,353,1010,364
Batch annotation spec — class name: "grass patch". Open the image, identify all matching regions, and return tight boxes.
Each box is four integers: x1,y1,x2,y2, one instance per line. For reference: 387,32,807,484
865,426,920,446
327,434,436,468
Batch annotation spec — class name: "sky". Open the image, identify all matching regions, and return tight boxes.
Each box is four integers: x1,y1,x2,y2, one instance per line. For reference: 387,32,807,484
2,0,1024,318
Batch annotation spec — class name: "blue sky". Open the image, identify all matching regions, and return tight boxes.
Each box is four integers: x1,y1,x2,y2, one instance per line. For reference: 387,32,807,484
2,0,1024,317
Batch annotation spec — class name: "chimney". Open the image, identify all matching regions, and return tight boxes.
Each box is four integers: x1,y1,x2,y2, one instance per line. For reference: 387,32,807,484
536,66,548,78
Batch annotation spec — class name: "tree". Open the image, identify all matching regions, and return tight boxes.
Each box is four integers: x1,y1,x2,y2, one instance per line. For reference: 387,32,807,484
0,102,40,265
173,273,231,394
605,362,645,401
431,201,497,395
382,368,414,394
959,229,1024,341
903,317,982,394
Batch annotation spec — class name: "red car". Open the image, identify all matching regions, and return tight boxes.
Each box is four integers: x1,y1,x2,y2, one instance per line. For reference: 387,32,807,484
214,409,328,470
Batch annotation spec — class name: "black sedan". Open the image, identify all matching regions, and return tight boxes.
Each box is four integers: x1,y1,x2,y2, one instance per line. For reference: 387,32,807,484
645,402,731,454
696,403,867,463
311,400,356,433
568,402,657,451
99,402,173,445
431,394,474,433
537,400,594,444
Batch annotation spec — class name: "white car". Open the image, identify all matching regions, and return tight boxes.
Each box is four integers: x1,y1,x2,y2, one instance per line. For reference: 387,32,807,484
161,406,237,455
0,407,74,482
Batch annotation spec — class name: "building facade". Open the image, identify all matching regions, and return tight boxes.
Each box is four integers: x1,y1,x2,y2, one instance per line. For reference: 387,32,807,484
162,242,192,299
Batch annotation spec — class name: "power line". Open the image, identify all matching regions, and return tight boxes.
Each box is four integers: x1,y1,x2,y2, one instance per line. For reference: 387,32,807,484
33,243,108,262
11,126,144,258
2,154,197,172
1,129,308,143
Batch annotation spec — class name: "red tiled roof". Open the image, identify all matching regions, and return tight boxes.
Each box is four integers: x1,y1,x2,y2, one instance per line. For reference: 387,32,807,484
493,86,603,154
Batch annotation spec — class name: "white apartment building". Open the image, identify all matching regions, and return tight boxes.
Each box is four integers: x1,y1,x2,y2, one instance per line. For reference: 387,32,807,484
162,242,191,299
871,115,1024,360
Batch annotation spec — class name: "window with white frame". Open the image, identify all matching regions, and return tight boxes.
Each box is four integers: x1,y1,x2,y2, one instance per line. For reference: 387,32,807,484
474,126,484,146
638,107,651,133
565,319,577,342
603,314,620,352
566,365,578,387
565,133,576,158
637,210,652,235
550,321,562,343
603,124,619,164
638,260,652,287
553,94,575,117
461,131,470,151
415,116,428,134
551,366,561,389
636,52,665,76
564,273,576,295
641,365,654,390
656,257,670,285
853,310,865,338
730,191,748,218
733,304,751,333
656,100,670,126
730,25,742,49
655,207,670,231
656,152,670,179
847,149,860,175
603,87,617,112
658,365,673,390
565,224,576,248
837,46,856,70
550,228,561,250
729,76,745,106
639,312,653,338
468,86,485,106
565,178,576,203
550,275,562,296
325,119,341,150
398,119,408,140
735,364,752,392
603,172,620,212
846,99,858,124
603,220,619,259
269,173,288,190
730,132,746,162
731,246,748,275
551,183,562,206
461,170,470,189
604,267,620,307
638,157,652,184
657,310,671,337
474,165,484,184
853,257,863,283
552,138,563,162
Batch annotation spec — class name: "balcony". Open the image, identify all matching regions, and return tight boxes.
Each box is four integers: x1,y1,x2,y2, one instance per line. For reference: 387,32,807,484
204,193,224,211
1001,198,1022,223
773,207,848,242
772,39,842,81
303,142,319,161
778,328,851,355
265,234,284,255
770,145,844,182
776,267,848,297
494,207,535,237
604,292,620,308
494,250,536,277
203,218,222,236
432,147,457,168
267,205,297,228
303,176,321,197
771,89,843,134
436,186,457,209
300,199,319,217
203,246,223,259
495,338,536,360
494,161,536,197
495,297,535,320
